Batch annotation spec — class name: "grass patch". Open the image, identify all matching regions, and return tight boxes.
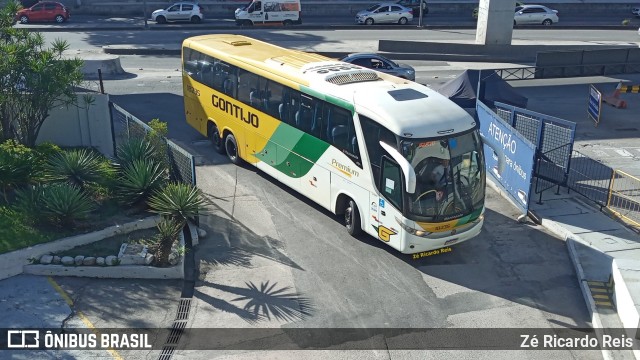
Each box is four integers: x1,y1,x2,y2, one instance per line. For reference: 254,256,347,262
0,206,57,254
56,228,158,258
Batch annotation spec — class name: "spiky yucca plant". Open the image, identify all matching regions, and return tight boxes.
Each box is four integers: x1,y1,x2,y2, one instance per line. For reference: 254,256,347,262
46,149,107,189
154,217,183,266
147,183,204,225
116,138,158,166
41,183,95,227
116,159,167,207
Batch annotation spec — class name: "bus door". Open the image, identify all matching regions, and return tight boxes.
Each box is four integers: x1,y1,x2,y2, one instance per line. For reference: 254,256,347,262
372,156,404,247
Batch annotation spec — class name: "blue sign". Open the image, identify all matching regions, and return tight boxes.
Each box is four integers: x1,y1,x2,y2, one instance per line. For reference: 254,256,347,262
588,85,602,126
477,102,536,215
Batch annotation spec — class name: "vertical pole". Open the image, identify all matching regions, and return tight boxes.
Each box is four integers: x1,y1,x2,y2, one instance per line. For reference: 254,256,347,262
418,0,423,27
143,0,148,28
606,170,616,209
98,68,105,94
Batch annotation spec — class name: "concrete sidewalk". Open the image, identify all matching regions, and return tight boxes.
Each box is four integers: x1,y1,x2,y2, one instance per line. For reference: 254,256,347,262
530,189,640,359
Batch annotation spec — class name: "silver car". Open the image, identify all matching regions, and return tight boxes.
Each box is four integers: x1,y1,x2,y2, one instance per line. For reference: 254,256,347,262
514,5,558,25
340,53,415,81
355,3,413,25
151,2,204,24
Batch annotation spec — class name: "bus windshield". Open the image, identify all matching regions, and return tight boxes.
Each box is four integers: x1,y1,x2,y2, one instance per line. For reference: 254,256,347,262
401,130,485,221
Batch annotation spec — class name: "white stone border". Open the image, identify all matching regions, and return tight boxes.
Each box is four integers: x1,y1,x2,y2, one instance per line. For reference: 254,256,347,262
23,230,185,280
0,216,160,280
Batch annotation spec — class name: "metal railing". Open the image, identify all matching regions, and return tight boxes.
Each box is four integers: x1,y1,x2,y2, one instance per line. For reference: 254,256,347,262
566,151,613,208
607,170,640,229
110,102,196,186
496,63,640,81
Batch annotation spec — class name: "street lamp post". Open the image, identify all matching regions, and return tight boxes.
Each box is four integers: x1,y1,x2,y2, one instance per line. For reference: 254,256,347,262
143,0,148,28
418,0,424,27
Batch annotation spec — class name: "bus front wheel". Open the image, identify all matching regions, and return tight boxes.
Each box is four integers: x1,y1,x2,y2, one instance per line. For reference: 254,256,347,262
345,199,362,236
225,132,241,165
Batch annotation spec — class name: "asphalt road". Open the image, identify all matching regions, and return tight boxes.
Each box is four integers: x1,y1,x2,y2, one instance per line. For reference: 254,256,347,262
44,28,640,61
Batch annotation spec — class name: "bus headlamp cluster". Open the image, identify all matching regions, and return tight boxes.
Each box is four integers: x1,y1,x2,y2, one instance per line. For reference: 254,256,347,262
395,217,431,237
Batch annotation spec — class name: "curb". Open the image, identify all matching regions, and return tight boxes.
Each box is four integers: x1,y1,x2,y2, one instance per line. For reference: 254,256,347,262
15,24,640,33
538,216,621,360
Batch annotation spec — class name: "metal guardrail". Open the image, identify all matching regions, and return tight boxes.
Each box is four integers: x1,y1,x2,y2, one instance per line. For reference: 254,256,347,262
607,170,640,229
496,63,640,81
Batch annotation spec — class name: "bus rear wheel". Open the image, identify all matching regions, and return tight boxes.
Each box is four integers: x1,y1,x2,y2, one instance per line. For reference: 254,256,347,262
345,199,362,236
209,122,225,154
225,132,241,165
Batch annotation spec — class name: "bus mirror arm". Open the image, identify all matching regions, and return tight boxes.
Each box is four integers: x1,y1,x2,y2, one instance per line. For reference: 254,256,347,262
380,141,416,194
479,133,506,175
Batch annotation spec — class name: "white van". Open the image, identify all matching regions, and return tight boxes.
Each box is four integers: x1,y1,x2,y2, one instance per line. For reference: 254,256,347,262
235,0,302,26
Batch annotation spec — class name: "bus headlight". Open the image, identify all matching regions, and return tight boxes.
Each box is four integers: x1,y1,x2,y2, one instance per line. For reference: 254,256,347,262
396,217,431,237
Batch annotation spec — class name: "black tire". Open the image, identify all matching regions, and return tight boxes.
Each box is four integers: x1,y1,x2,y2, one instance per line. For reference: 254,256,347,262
345,199,362,236
513,19,517,26
190,16,201,24
398,17,408,25
55,14,65,23
365,18,374,25
19,15,28,24
156,15,166,24
243,19,253,26
225,132,241,165
209,123,225,154
283,19,293,26
542,19,552,26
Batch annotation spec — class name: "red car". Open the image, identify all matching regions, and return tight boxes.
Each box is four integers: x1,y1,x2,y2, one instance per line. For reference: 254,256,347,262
16,1,70,24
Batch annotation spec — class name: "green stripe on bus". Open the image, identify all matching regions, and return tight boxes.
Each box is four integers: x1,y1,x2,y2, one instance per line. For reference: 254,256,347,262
455,208,483,226
300,86,355,112
259,123,330,178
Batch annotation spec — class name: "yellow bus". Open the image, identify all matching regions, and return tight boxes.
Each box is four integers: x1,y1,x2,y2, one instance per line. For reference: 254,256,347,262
182,34,486,254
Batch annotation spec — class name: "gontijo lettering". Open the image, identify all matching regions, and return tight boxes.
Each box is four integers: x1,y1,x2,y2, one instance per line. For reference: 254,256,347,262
212,94,259,128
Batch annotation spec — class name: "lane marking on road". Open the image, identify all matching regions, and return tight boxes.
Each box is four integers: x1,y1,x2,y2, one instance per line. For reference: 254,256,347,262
47,277,123,360
614,149,634,157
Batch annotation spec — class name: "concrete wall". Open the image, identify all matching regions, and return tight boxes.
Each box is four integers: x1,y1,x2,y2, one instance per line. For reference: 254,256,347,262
59,1,640,16
36,93,114,158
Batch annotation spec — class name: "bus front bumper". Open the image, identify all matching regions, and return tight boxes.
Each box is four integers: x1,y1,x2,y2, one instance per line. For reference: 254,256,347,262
401,217,484,254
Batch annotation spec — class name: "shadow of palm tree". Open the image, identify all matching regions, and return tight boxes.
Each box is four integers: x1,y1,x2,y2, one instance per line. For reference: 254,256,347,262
205,280,314,323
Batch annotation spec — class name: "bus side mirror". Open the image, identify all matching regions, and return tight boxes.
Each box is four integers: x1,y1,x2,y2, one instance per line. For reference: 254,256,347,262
479,133,506,176
380,141,416,194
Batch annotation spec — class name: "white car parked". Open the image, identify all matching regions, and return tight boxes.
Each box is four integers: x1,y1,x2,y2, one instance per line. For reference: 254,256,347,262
355,3,413,25
514,4,558,26
152,2,203,24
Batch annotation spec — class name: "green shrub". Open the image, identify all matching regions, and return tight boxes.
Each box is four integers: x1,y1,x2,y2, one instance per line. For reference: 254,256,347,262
148,118,168,137
41,183,95,227
148,183,205,225
116,138,158,166
0,140,38,201
116,159,167,207
46,148,108,189
14,184,45,220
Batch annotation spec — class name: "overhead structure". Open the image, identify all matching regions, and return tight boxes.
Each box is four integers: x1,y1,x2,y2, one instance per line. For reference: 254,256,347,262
475,0,516,45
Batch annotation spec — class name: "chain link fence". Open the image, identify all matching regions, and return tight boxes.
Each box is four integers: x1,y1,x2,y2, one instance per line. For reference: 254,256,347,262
109,102,196,186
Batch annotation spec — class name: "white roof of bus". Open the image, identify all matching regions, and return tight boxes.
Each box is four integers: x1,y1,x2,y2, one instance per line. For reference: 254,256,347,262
183,34,476,138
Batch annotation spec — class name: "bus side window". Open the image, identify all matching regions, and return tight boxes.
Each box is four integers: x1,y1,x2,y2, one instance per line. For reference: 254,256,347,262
328,106,360,166
296,94,315,134
223,64,238,98
265,80,283,120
